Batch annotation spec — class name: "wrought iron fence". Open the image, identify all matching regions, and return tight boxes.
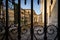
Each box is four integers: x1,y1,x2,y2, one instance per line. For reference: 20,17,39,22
0,0,58,40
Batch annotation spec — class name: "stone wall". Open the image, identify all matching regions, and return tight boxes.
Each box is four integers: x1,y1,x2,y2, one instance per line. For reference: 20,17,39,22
49,0,58,26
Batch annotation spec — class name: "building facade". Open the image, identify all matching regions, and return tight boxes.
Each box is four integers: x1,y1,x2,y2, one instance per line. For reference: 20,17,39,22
24,9,38,26
49,0,58,26
40,0,44,26
40,0,58,26
38,13,44,26
2,8,38,27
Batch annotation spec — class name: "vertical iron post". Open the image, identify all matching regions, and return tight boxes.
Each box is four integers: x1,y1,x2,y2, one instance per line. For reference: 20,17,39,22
31,0,33,40
24,0,26,5
58,0,59,40
38,0,40,5
44,0,47,40
18,0,21,40
5,0,9,40
0,0,2,18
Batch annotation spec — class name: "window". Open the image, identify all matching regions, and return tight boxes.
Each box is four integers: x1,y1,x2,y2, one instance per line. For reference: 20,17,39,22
21,12,23,14
51,0,53,5
49,6,51,17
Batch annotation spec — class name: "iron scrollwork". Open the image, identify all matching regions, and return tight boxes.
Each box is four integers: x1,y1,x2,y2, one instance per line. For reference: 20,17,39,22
47,24,57,40
37,28,44,35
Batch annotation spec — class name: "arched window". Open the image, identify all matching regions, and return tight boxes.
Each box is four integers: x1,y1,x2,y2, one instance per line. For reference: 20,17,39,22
51,0,53,5
49,5,51,17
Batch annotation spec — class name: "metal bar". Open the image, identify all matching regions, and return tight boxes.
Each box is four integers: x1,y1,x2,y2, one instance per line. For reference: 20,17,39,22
31,0,33,40
18,0,21,40
5,0,9,40
24,0,26,5
58,0,59,40
38,0,39,5
0,0,2,18
51,0,53,4
44,0,47,40
12,0,18,25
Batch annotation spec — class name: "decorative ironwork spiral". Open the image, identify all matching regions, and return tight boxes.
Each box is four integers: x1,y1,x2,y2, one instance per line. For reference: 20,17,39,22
37,28,44,35
21,28,28,34
47,25,57,40
33,26,44,39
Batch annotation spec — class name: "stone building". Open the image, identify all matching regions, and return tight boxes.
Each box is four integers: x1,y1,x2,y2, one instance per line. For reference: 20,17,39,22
40,0,58,26
40,0,44,26
38,13,43,26
8,9,14,23
33,10,38,26
47,0,58,26
2,8,38,27
24,9,38,26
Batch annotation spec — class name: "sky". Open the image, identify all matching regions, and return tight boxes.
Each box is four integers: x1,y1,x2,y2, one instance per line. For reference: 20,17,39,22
15,0,41,15
3,0,41,15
